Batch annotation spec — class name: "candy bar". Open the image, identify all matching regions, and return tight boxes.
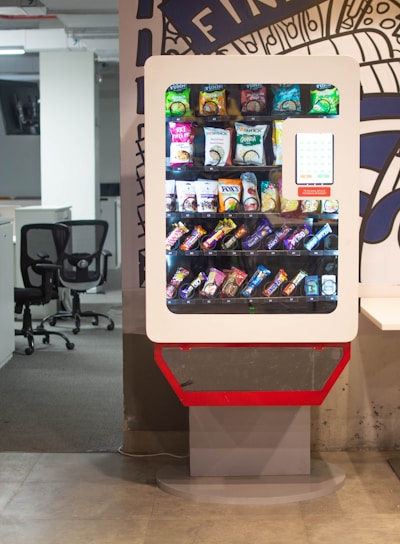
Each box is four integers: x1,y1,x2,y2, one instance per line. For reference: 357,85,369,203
221,225,248,249
262,269,288,297
242,217,273,249
166,222,189,250
180,271,207,299
180,225,207,251
283,225,312,250
220,267,248,298
265,224,291,250
303,223,332,251
200,268,226,298
282,269,308,296
241,265,271,297
166,267,190,299
201,218,236,250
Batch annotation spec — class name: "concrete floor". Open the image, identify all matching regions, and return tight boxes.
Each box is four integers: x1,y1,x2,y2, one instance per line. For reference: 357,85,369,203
1,450,400,543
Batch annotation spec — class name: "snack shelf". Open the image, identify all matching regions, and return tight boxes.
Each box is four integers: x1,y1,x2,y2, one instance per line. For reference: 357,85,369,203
165,161,280,173
167,114,339,124
166,249,338,257
167,294,338,307
166,212,339,221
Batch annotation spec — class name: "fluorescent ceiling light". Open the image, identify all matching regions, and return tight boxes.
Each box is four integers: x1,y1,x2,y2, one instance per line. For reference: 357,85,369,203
0,47,25,55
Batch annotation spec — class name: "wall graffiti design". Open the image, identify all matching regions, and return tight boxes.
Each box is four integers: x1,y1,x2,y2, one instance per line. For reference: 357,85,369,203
134,0,400,287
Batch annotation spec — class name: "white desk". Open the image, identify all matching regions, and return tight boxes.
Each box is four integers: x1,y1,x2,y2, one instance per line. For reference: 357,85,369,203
360,298,400,331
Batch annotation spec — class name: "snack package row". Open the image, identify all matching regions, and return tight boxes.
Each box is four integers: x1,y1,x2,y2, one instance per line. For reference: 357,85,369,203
168,121,269,167
165,176,339,216
166,264,337,300
166,216,336,253
165,83,339,117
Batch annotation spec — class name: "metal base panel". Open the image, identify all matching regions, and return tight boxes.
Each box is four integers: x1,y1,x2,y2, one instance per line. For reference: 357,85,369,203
157,459,345,505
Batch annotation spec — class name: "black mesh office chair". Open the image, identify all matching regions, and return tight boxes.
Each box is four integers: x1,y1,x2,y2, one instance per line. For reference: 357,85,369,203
41,219,115,334
14,223,75,355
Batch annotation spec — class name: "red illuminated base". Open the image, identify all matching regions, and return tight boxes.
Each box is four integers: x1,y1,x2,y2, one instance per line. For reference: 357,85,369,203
154,342,351,407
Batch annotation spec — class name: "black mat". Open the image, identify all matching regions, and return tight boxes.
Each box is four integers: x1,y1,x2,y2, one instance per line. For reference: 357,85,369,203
0,305,123,453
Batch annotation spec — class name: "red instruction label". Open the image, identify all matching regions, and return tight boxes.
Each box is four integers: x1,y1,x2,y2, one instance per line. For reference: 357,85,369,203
298,187,331,198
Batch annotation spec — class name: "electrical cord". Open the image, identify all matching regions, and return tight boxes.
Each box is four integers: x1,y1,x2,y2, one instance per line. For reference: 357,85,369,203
118,445,189,459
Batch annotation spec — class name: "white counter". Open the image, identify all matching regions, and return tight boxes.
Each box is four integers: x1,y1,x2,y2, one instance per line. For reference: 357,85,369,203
360,298,400,331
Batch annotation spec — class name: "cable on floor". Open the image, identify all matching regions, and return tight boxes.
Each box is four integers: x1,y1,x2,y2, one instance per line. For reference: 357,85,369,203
118,445,189,459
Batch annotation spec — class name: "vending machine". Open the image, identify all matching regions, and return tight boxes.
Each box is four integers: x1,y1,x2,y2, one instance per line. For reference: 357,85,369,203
144,55,360,498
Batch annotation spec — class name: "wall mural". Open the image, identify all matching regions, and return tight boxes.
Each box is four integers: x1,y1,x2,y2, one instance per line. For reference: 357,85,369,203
134,0,400,287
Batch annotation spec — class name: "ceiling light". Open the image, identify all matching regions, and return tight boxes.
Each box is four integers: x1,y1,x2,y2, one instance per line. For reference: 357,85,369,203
0,47,25,55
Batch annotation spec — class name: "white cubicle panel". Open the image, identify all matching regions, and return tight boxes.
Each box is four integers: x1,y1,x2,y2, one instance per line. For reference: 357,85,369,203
0,219,15,367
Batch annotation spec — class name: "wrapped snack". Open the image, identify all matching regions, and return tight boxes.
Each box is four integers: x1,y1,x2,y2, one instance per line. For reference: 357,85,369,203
221,224,248,249
280,196,301,216
198,85,227,116
282,270,308,296
234,123,268,166
301,199,320,213
220,267,248,298
165,84,191,117
241,172,260,212
240,84,267,114
180,271,207,299
242,217,273,250
218,178,242,212
261,180,280,213
305,275,320,296
309,84,339,115
176,180,197,212
321,275,337,296
241,265,271,298
262,269,288,297
303,223,332,251
201,218,236,250
195,179,218,212
169,122,194,166
271,84,301,113
165,179,176,212
166,222,189,250
166,267,190,299
283,225,312,250
180,225,207,251
204,127,232,166
321,199,339,213
265,224,292,250
272,120,283,165
200,267,226,298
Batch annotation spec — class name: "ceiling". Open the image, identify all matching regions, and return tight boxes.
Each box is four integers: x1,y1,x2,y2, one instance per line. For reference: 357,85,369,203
0,0,119,62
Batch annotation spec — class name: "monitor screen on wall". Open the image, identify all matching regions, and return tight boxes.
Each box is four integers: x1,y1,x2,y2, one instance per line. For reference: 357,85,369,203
0,80,40,135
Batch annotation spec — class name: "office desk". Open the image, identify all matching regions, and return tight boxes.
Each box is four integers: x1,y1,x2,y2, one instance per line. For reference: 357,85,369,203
360,298,400,331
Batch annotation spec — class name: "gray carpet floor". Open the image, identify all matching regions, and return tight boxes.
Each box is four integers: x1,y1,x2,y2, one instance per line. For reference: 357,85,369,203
0,298,123,453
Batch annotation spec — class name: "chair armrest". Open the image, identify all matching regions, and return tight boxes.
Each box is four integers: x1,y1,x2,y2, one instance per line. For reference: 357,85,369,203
35,263,62,303
100,249,112,283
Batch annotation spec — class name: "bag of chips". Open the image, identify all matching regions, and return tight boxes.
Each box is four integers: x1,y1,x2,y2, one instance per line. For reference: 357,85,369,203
169,122,194,166
165,179,176,212
309,84,339,114
240,84,267,114
272,120,283,165
240,172,260,212
175,180,197,212
165,84,191,117
204,126,232,166
195,179,218,212
271,84,301,113
234,123,268,166
198,84,227,116
260,180,280,213
218,178,242,212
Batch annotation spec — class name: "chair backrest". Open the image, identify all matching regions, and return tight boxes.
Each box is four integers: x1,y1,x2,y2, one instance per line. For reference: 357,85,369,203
20,222,70,289
57,220,109,289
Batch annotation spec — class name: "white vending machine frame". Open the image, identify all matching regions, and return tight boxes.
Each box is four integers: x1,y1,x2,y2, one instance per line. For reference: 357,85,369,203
145,55,359,344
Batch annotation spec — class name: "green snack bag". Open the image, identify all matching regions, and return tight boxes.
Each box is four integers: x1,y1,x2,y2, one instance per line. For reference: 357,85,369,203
309,84,339,114
165,84,191,117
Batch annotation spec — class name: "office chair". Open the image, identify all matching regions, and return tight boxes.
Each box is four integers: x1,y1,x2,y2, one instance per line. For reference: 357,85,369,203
41,219,115,335
14,223,75,355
